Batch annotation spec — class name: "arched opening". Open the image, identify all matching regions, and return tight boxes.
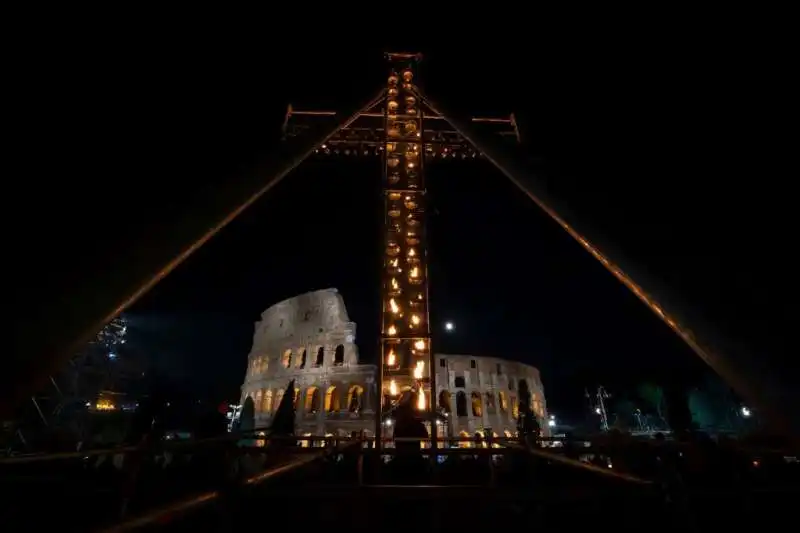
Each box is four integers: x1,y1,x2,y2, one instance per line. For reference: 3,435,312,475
347,385,364,412
315,346,324,366
254,390,263,412
455,391,467,416
485,392,496,414
492,431,501,448
471,391,483,417
275,389,284,410
293,388,301,410
300,432,312,448
298,349,307,368
458,430,471,448
305,387,320,414
262,390,273,413
334,344,344,366
282,349,292,368
504,429,513,438
325,386,340,412
438,390,452,413
508,378,515,391
511,395,519,419
498,391,508,411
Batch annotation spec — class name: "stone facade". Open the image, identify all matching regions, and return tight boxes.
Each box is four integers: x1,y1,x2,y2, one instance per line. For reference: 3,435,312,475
433,354,548,442
240,288,377,439
240,288,548,443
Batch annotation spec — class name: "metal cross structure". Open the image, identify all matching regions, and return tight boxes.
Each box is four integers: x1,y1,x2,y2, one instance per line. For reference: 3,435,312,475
284,53,520,445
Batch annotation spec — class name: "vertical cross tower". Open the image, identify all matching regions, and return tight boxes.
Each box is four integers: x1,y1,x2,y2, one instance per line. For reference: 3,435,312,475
380,53,432,429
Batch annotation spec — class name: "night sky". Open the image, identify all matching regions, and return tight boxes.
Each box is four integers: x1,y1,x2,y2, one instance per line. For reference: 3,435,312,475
10,36,794,422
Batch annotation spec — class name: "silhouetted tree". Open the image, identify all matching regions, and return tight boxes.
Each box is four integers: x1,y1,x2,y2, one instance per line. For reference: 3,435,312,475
517,379,540,442
257,380,298,452
239,396,255,446
269,379,296,438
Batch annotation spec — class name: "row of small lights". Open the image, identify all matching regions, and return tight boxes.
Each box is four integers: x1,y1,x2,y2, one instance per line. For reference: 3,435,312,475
314,144,480,158
382,66,430,413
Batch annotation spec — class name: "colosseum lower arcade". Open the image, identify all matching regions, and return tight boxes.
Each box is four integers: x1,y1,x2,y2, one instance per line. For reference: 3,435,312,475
240,289,548,444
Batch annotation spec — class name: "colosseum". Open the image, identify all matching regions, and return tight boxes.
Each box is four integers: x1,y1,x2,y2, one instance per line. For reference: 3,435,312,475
240,288,548,444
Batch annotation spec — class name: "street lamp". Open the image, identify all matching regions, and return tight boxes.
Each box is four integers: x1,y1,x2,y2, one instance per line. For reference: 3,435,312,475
741,406,751,418
444,321,454,332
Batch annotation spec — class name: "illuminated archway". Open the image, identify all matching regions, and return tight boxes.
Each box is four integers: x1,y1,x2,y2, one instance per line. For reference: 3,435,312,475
262,390,273,413
305,386,320,413
325,386,340,412
282,349,292,368
347,385,364,412
498,391,508,411
275,389,285,410
471,391,483,417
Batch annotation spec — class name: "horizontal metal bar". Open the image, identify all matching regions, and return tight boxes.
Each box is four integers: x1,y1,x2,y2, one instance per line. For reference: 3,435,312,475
291,109,513,124
98,447,344,532
514,444,652,485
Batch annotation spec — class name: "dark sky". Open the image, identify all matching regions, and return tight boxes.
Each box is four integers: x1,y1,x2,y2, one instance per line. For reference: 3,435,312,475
10,34,795,422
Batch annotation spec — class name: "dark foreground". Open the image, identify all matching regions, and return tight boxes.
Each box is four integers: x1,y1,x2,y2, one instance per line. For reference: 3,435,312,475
2,442,798,533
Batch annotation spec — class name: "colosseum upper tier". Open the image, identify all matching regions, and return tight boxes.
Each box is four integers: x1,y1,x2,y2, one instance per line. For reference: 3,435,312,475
240,289,548,441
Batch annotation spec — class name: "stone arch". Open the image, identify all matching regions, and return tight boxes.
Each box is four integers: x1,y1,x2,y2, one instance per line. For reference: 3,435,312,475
508,377,515,391
471,391,483,417
438,390,451,413
511,395,519,419
333,344,344,366
262,390,273,413
254,390,263,412
282,349,292,368
455,391,467,416
275,389,285,410
324,386,341,412
498,391,508,411
347,384,364,412
304,386,320,413
297,349,307,368
484,391,496,414
315,346,324,366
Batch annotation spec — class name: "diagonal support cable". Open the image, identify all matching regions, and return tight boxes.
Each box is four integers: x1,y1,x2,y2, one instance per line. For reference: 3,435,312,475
412,86,792,435
3,89,386,418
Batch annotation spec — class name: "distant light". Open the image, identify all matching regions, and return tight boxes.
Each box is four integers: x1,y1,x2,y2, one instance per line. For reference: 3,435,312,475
741,406,751,418
548,419,556,427
444,322,454,332
108,352,117,359
595,407,601,414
